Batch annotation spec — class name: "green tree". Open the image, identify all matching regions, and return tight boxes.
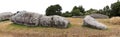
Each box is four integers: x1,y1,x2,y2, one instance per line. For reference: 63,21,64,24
46,4,62,16
85,8,98,15
111,1,120,16
97,9,103,14
71,9,82,16
71,6,84,16
62,11,72,17
103,5,111,16
78,6,85,15
72,6,78,10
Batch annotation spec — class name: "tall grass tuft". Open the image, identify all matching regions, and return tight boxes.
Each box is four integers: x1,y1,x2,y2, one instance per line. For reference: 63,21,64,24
110,17,120,25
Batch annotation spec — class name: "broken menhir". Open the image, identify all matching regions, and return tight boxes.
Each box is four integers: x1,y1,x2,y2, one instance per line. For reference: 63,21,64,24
38,15,70,28
11,11,70,28
83,15,107,30
51,15,70,28
11,11,43,26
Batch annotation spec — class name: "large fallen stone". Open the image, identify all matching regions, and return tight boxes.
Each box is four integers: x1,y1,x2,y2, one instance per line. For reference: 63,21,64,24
52,15,70,28
11,11,43,26
83,15,107,30
0,12,13,21
39,16,53,27
38,15,70,28
11,11,70,28
90,14,109,19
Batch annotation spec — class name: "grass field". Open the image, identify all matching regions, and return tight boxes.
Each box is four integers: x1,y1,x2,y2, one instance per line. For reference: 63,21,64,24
0,18,120,37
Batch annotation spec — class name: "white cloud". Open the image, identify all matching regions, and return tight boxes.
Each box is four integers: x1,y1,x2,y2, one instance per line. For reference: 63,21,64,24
0,0,117,15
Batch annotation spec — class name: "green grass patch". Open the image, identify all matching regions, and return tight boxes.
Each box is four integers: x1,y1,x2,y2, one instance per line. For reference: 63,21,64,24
82,24,108,30
0,19,9,22
67,23,72,28
9,23,72,29
10,23,51,28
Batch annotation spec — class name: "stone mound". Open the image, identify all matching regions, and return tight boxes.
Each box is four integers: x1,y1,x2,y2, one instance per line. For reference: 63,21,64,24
83,15,107,30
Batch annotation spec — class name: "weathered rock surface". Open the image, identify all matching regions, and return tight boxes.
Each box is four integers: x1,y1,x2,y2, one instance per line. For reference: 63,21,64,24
90,14,109,19
83,15,107,30
52,15,70,28
0,12,13,21
39,16,53,27
11,11,70,28
38,15,70,28
11,11,43,26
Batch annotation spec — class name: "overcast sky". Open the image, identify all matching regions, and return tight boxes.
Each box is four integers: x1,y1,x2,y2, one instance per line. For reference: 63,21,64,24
0,0,117,14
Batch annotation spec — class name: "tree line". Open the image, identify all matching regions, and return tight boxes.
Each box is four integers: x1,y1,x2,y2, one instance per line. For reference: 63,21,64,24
46,0,120,17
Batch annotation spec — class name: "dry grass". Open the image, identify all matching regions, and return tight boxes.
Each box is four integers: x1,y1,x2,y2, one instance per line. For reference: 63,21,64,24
0,18,120,37
110,17,120,25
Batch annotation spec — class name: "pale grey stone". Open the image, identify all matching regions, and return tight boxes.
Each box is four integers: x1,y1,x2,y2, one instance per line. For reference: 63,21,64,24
39,16,53,27
11,11,43,26
83,15,107,30
11,11,70,28
0,12,13,21
52,15,70,28
90,14,109,19
38,15,70,28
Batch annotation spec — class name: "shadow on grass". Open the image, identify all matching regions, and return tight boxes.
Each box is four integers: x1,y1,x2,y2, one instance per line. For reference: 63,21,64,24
10,23,72,29
82,24,108,30
0,19,9,22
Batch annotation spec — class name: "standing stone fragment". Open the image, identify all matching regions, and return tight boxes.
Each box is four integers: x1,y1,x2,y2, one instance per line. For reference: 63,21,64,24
83,15,107,30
